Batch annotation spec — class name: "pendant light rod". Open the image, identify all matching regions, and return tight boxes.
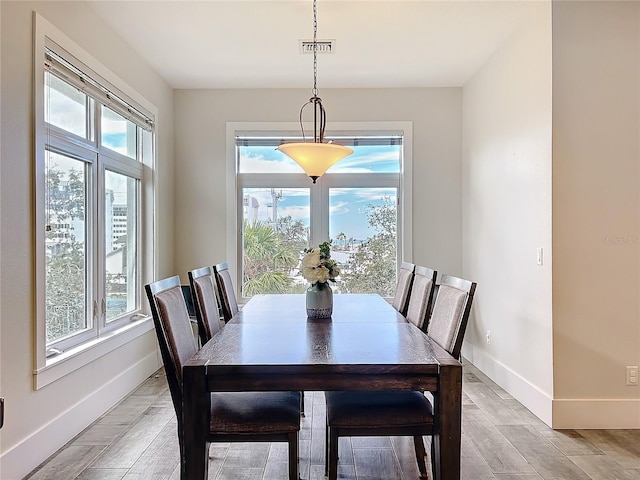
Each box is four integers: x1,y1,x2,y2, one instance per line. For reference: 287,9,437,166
276,0,353,183
312,0,318,97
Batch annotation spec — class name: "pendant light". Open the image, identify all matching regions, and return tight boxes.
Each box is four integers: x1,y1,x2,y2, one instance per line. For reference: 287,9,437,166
276,0,353,183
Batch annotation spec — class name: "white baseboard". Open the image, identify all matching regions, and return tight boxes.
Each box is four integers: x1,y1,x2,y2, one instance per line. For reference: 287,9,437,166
0,352,160,480
552,398,640,429
463,342,640,429
462,341,553,427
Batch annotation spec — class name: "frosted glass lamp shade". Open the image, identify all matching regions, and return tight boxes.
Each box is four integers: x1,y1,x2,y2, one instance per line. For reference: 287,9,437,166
277,142,353,183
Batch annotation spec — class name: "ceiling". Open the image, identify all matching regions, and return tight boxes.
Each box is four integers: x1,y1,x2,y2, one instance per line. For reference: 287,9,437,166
88,0,540,90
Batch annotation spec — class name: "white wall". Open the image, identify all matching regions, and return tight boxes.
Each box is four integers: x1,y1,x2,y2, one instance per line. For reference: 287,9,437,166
0,0,4,466
551,1,640,428
173,88,463,280
462,5,553,424
0,2,174,478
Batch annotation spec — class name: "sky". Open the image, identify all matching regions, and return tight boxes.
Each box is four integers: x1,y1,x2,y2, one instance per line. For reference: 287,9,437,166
240,144,400,242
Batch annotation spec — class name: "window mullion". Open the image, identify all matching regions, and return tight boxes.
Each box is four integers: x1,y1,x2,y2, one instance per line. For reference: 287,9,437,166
87,97,95,143
90,100,102,334
320,178,330,245
309,182,324,247
92,155,104,334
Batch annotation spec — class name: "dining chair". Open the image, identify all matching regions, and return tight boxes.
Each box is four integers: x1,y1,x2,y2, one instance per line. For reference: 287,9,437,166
426,273,477,360
188,266,223,345
391,261,415,316
405,265,437,331
209,262,307,416
145,275,301,480
213,262,239,322
324,273,477,480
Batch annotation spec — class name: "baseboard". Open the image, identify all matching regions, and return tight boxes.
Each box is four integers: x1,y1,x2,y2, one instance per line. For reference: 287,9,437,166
462,341,553,427
552,398,640,429
0,352,160,480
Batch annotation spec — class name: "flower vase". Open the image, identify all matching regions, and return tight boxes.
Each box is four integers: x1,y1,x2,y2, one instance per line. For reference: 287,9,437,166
306,282,333,318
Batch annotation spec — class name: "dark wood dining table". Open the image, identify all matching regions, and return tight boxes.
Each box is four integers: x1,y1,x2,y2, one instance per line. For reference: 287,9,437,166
182,293,462,480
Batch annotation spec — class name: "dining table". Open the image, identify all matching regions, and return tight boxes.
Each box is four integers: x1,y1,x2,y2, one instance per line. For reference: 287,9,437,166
182,293,462,480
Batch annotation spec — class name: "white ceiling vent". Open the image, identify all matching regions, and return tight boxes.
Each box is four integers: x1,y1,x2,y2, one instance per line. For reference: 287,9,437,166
299,40,335,54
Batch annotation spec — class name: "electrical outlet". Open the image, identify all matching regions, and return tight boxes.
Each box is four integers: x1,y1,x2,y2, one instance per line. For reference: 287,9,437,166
626,366,639,386
486,330,491,345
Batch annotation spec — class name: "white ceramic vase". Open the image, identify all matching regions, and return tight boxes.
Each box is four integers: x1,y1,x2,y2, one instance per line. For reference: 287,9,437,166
306,282,333,318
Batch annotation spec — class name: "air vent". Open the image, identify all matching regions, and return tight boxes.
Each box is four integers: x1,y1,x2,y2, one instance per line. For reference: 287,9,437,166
299,40,335,54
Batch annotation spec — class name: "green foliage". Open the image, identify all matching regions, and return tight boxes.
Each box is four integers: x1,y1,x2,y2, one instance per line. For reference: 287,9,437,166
46,241,87,341
242,271,294,296
45,164,87,342
242,219,302,295
340,198,397,296
276,215,309,252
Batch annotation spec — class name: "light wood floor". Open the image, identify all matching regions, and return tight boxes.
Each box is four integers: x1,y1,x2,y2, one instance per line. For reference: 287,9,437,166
26,360,640,480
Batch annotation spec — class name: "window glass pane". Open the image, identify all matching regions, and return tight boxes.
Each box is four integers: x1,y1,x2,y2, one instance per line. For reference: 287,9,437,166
45,151,89,343
101,106,137,159
330,144,401,173
105,170,138,320
330,188,397,296
45,72,87,138
238,145,302,174
238,142,401,173
242,188,310,297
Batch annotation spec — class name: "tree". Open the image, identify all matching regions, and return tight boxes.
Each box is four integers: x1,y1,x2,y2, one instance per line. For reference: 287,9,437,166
275,215,308,253
242,220,300,296
45,164,87,342
340,197,397,296
336,232,346,249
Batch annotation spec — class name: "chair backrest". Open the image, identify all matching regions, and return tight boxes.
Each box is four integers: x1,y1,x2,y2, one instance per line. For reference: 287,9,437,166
213,262,239,322
391,262,415,315
426,274,476,359
145,275,198,421
188,266,223,344
405,266,437,330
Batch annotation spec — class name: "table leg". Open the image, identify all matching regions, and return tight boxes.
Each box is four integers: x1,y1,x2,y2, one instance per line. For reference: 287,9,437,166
433,361,462,480
182,363,210,480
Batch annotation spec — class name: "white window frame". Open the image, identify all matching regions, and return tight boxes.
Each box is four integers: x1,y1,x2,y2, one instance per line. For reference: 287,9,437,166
33,13,156,389
226,121,413,304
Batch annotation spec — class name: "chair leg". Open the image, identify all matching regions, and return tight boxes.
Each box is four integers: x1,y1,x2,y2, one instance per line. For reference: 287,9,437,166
328,428,339,480
325,422,329,475
413,435,428,479
300,391,305,417
176,423,185,478
288,431,300,480
431,435,437,480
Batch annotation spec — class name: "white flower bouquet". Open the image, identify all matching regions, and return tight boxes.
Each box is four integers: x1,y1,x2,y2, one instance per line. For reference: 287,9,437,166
300,241,340,286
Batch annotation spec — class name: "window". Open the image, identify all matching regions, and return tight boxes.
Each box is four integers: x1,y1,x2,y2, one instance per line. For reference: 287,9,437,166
232,123,412,302
34,16,156,387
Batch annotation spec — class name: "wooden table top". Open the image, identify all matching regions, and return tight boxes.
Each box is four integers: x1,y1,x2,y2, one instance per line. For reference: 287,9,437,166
190,293,456,384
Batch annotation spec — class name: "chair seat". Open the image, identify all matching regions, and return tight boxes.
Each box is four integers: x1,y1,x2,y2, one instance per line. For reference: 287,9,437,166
325,391,434,428
210,391,301,433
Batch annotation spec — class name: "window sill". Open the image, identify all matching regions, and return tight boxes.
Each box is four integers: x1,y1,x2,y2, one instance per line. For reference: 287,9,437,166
34,316,155,390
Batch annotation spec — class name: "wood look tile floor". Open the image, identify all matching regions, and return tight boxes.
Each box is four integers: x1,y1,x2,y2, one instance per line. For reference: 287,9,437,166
26,361,640,480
